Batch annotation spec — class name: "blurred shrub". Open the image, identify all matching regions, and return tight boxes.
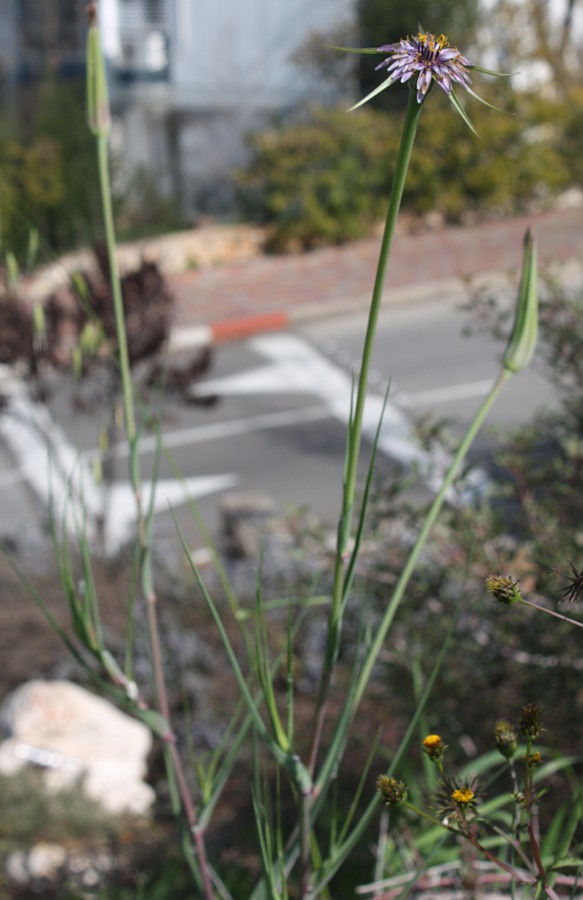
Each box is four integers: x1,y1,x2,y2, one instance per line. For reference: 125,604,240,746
0,81,100,262
115,165,189,241
557,85,583,187
237,90,576,251
0,136,66,259
404,89,570,219
236,106,394,251
0,82,187,264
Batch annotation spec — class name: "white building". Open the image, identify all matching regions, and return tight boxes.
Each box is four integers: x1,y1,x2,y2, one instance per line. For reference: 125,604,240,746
100,0,355,213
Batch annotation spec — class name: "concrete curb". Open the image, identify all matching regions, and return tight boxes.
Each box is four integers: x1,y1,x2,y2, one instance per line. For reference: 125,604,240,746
165,271,511,353
166,254,583,354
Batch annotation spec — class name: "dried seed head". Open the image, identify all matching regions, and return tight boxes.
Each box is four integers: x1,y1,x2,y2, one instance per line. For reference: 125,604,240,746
519,703,543,741
376,775,408,807
485,574,523,606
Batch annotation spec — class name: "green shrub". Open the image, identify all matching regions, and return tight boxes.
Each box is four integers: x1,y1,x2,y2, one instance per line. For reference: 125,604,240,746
0,82,187,264
0,81,100,262
114,165,189,241
236,105,394,251
237,91,574,251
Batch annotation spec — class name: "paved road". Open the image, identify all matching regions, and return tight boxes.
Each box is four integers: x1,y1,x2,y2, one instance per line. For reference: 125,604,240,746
2,205,578,553
0,294,556,553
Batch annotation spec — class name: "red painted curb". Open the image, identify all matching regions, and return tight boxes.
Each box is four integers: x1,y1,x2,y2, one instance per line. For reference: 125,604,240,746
211,311,290,343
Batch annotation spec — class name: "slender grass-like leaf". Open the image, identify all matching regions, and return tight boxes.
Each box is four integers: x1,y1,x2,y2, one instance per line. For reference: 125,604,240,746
175,513,313,794
255,578,290,752
305,602,459,898
336,729,382,847
544,785,583,869
448,89,479,135
341,381,391,606
348,74,396,111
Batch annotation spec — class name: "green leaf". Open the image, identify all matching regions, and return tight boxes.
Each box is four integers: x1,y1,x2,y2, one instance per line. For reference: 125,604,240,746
548,857,583,871
472,64,513,77
448,89,478,136
348,74,397,112
327,44,381,55
132,707,173,740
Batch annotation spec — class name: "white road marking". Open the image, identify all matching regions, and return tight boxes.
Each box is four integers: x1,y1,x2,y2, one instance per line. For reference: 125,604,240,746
0,374,238,554
196,334,462,492
0,335,492,552
394,379,494,408
110,406,329,458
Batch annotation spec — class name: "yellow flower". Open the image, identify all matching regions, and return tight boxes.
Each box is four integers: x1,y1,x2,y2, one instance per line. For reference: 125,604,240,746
451,787,475,807
423,733,446,761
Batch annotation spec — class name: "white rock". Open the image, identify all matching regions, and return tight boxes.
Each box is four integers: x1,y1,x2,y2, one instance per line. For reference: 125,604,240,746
27,842,68,879
0,680,155,815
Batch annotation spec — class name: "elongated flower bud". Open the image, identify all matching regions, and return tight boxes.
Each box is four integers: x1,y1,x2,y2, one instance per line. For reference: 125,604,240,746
503,230,538,373
86,7,111,137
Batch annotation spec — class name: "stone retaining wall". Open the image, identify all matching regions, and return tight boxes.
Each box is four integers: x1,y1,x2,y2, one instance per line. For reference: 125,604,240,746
15,223,266,304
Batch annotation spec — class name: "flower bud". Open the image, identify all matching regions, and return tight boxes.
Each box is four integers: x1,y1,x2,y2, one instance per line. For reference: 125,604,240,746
422,733,447,761
86,10,111,137
485,575,523,606
494,719,518,759
503,229,538,373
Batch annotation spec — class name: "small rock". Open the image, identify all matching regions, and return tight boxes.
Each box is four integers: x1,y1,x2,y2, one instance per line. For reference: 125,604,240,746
0,680,155,815
220,491,276,558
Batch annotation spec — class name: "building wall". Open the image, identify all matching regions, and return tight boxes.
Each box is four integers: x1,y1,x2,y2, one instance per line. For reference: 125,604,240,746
104,0,356,215
170,0,354,110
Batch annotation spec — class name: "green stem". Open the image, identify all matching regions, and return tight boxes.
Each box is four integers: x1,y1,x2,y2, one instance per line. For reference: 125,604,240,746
315,368,513,797
96,135,141,505
345,368,512,721
308,88,423,774
520,597,583,628
403,802,534,886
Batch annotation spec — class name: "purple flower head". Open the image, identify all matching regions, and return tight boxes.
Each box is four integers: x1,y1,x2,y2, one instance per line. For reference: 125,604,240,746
376,32,473,104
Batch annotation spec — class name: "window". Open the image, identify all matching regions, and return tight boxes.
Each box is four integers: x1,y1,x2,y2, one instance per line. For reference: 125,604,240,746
145,0,166,25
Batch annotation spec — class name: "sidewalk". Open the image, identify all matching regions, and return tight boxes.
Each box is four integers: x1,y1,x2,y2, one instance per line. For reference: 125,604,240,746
167,206,583,347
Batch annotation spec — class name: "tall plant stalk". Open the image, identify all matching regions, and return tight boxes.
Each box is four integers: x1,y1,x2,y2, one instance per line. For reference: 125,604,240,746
86,10,215,898
308,89,423,774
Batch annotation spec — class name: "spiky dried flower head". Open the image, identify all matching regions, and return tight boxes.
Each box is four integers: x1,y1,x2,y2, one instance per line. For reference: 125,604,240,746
494,719,518,760
422,733,447,761
558,561,583,606
437,773,480,824
519,703,544,741
485,574,523,606
376,775,408,807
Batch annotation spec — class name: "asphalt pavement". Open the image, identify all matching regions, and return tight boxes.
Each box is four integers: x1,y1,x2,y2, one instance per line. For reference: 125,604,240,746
0,206,581,552
168,206,583,346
